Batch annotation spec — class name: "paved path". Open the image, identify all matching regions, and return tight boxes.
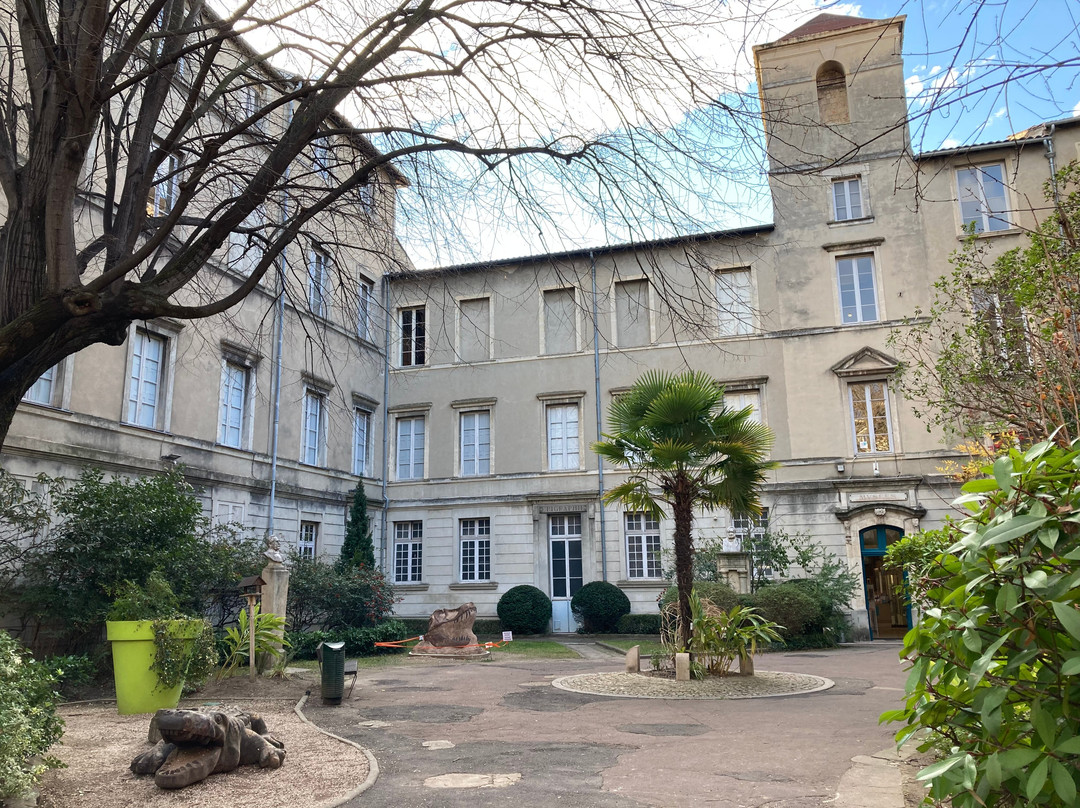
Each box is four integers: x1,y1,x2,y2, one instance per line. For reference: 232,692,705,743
303,642,909,808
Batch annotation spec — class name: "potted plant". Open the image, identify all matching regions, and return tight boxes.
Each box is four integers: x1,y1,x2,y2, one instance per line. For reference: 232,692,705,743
105,571,217,714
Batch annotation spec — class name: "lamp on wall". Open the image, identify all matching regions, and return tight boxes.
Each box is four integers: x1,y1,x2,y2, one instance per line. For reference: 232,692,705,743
836,462,845,474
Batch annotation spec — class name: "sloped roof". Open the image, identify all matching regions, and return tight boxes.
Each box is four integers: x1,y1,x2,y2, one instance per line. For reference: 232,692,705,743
777,14,883,42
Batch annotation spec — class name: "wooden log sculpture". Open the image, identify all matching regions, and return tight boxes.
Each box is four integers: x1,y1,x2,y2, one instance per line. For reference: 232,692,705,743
410,602,489,657
130,707,285,789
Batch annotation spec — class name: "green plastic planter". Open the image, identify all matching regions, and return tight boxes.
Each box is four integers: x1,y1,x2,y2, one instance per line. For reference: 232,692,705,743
106,620,201,715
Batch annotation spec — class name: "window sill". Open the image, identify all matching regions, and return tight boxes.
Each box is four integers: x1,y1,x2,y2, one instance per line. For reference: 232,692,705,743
449,581,499,591
616,579,668,588
393,583,429,591
956,227,1022,241
827,215,874,227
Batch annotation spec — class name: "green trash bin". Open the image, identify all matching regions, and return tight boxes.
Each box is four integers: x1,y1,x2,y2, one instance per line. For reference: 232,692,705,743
321,641,346,704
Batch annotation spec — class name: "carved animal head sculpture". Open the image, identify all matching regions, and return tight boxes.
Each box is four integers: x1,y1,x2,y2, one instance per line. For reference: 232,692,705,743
425,602,478,647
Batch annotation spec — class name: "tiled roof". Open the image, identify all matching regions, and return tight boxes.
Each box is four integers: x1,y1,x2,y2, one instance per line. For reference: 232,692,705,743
777,14,882,42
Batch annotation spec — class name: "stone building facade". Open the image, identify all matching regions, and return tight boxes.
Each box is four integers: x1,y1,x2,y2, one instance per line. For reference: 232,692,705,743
4,13,1078,639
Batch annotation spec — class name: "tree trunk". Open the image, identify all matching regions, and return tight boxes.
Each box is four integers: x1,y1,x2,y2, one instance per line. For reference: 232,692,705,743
672,475,694,651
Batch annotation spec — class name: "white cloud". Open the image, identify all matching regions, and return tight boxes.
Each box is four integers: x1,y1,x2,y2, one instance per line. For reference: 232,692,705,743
942,137,960,149
1073,99,1080,118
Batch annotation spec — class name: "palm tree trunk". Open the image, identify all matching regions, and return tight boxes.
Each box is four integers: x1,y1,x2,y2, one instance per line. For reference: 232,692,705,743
672,475,694,650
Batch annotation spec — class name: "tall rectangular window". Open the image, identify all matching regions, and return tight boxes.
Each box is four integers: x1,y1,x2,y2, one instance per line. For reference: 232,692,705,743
460,410,491,476
357,279,373,341
543,288,576,354
724,389,762,424
127,330,166,428
396,416,425,479
301,389,325,466
850,381,893,454
215,501,246,525
625,512,661,579
394,521,423,583
957,164,1010,233
547,404,579,470
299,521,318,559
730,509,770,561
399,306,426,366
313,139,332,181
309,248,330,317
716,269,753,336
228,201,265,275
353,408,371,476
836,255,878,324
459,518,491,582
218,361,249,448
147,152,179,217
832,177,864,221
244,85,265,129
458,297,491,362
23,365,57,406
615,279,650,347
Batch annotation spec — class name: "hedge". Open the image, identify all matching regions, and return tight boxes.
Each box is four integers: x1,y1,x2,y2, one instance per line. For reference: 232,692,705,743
615,613,662,634
286,620,410,659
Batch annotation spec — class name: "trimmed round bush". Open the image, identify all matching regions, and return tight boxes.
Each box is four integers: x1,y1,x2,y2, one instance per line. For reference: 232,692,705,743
497,585,552,635
750,583,822,637
571,581,631,633
661,581,738,613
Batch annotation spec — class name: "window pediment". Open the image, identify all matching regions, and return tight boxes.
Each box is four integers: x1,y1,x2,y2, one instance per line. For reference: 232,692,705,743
831,346,898,379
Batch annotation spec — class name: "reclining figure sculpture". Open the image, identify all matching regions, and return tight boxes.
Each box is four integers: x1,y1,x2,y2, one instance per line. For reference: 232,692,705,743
131,706,286,789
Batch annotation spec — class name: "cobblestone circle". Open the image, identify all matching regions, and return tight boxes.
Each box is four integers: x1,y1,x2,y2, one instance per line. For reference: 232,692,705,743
551,671,834,700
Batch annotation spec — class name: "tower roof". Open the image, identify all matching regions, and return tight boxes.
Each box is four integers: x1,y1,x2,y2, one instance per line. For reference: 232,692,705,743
777,14,883,42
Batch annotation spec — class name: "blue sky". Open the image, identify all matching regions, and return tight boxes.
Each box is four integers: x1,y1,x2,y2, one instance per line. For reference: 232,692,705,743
396,0,1079,266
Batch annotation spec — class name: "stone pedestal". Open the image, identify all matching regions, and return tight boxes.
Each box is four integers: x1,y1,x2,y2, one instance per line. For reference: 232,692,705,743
675,652,691,682
738,651,754,676
260,560,290,651
625,645,640,673
716,552,751,594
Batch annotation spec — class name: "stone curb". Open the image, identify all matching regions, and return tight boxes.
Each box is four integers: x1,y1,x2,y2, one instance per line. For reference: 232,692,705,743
825,740,919,808
550,671,835,699
294,692,380,808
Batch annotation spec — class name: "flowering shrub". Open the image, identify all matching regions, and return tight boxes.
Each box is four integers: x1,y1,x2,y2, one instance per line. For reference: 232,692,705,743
286,551,398,631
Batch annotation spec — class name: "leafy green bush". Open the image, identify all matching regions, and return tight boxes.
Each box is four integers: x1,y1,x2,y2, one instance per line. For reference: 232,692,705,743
106,570,180,621
497,585,552,634
571,581,631,633
883,440,1080,807
749,583,820,637
218,605,289,680
473,619,503,636
286,551,398,631
661,581,737,613
616,613,662,634
40,653,98,697
287,620,410,659
0,632,64,800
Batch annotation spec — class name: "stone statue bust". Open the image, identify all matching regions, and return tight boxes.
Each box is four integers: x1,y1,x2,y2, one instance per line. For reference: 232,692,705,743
263,535,285,565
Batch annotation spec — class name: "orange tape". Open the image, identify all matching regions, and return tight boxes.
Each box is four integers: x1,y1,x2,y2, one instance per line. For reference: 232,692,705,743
373,637,510,650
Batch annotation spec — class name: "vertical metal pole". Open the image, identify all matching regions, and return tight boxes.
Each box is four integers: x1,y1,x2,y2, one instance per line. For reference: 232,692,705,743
591,251,608,581
247,594,257,682
380,275,392,571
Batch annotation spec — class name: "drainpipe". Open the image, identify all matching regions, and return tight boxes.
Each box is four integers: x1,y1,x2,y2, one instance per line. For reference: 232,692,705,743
1044,123,1060,212
266,141,292,538
591,250,608,581
379,275,392,571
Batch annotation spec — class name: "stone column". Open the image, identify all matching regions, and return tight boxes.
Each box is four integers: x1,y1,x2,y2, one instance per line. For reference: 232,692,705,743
260,558,291,652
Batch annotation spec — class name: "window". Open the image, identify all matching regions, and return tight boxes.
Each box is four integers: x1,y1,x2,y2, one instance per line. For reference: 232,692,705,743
313,138,332,181
127,330,166,428
832,178,863,221
724,389,762,423
957,164,1010,233
547,403,580,470
301,388,326,466
716,269,753,336
730,509,770,569
215,500,246,526
460,410,490,476
358,180,376,209
299,521,318,559
459,518,491,581
543,288,577,354
147,152,179,217
218,360,250,448
308,247,330,317
836,255,878,324
357,279,373,341
615,279,650,347
850,381,893,454
394,521,423,582
23,365,58,406
243,85,265,129
399,306,426,366
353,408,371,476
972,286,1026,361
396,415,425,479
816,61,849,124
228,200,265,275
625,512,661,579
457,297,491,362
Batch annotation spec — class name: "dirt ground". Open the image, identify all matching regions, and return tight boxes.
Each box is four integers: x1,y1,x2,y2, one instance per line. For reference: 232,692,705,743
900,748,936,808
39,673,370,808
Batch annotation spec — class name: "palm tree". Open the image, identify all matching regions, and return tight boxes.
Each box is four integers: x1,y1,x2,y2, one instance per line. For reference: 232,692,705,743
592,370,775,650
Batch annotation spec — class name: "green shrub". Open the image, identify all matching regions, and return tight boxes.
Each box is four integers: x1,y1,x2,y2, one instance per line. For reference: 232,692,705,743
661,581,737,613
749,583,821,637
106,570,180,621
473,618,503,636
396,616,502,637
571,581,630,633
0,632,64,800
40,653,98,697
286,552,398,631
497,585,552,634
287,620,410,659
883,440,1080,807
616,613,662,634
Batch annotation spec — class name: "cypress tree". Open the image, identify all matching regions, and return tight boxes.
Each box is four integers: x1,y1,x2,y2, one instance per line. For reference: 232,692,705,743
341,487,375,569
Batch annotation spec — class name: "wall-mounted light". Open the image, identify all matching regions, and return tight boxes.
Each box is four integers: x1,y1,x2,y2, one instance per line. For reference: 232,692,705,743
836,462,845,474
873,462,881,477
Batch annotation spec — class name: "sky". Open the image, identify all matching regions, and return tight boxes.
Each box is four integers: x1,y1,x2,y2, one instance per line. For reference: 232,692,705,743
390,0,1080,267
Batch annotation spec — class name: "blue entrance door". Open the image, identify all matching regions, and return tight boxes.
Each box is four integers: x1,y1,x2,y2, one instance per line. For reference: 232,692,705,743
859,525,910,639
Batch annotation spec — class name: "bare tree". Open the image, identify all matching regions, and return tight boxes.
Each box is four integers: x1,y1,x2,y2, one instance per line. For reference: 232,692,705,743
0,0,786,449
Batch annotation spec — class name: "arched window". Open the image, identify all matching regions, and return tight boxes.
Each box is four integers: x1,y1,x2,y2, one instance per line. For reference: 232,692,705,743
816,61,849,124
